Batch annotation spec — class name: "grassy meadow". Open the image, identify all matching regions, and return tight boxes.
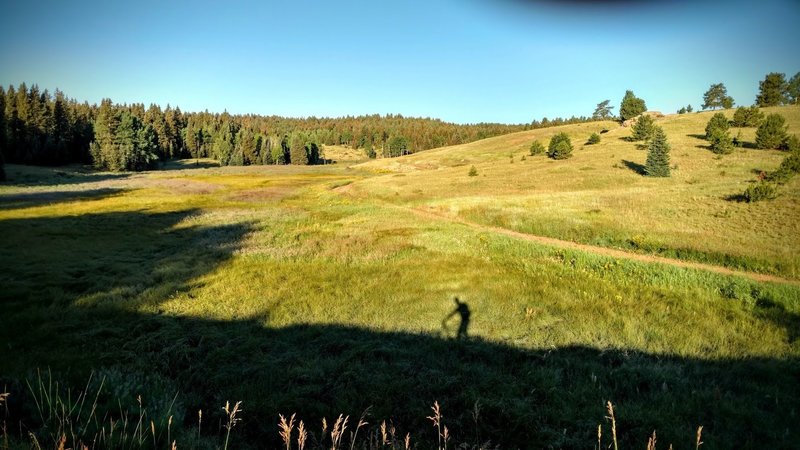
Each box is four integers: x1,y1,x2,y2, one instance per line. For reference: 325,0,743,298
1,107,799,449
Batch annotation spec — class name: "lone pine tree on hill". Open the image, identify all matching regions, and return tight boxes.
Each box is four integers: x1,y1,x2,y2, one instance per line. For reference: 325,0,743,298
702,83,734,110
592,100,615,119
645,126,671,177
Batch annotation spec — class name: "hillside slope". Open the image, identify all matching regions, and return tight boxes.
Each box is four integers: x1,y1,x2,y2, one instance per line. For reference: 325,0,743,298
345,107,800,278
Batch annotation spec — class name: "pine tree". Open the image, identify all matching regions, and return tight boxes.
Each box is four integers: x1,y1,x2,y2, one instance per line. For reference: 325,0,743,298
631,114,655,141
755,114,789,149
731,106,764,127
702,83,734,110
289,132,308,165
756,73,788,107
547,132,573,159
788,72,800,105
592,100,614,120
619,90,647,121
645,126,670,177
529,140,545,155
705,113,730,140
0,86,6,161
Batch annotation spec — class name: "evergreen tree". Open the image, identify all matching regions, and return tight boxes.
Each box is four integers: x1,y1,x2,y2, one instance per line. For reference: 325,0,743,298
619,90,647,121
529,140,545,156
631,114,655,141
0,87,6,160
645,126,670,177
731,106,764,127
686,104,694,113
289,132,308,165
756,73,788,107
788,72,800,105
212,121,235,165
755,113,789,149
547,132,573,159
702,83,734,110
592,100,614,120
387,135,409,157
51,90,71,164
708,128,734,154
89,99,120,170
705,112,730,139
236,128,258,165
587,133,601,144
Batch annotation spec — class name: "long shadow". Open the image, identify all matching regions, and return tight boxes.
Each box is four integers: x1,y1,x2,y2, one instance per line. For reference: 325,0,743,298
1,212,798,449
3,165,131,187
687,133,706,140
160,159,221,171
621,159,646,175
0,188,126,210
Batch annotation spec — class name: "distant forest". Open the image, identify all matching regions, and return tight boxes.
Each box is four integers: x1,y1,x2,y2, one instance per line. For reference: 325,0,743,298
0,83,600,171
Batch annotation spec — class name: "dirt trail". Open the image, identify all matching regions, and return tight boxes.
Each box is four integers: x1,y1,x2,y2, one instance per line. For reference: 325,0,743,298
405,206,800,286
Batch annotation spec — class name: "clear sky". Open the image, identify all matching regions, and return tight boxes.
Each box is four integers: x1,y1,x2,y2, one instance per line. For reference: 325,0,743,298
1,0,798,124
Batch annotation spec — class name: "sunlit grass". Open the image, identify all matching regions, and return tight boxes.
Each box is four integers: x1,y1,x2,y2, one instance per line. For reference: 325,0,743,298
348,106,800,278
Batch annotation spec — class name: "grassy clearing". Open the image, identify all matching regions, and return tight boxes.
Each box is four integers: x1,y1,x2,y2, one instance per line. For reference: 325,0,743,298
1,124,799,448
351,106,800,279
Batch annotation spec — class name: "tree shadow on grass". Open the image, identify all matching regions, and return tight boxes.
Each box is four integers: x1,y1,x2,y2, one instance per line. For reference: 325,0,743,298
687,133,706,140
621,159,646,175
3,164,131,187
1,211,799,449
0,187,127,211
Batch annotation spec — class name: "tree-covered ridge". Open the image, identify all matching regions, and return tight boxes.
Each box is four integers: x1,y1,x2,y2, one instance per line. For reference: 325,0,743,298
0,83,612,170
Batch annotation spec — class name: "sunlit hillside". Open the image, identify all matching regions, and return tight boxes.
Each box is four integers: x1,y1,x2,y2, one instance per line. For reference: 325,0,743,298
349,106,800,279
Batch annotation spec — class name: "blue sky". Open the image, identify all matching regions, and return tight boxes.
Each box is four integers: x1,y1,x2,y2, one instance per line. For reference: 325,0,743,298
1,0,798,124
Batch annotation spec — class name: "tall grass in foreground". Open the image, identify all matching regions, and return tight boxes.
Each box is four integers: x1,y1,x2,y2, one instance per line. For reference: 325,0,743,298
2,372,705,450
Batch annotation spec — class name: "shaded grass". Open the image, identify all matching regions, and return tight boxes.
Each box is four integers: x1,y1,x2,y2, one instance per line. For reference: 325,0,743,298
1,159,799,449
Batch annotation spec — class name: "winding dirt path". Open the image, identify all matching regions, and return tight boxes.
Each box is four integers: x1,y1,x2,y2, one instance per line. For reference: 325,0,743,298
405,206,800,286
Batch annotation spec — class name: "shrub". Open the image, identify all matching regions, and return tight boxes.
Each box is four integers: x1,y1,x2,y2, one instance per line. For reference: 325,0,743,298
587,133,601,144
645,126,670,177
743,181,778,202
529,140,545,156
547,133,573,159
731,106,764,127
630,114,655,141
468,165,478,176
755,114,788,149
765,145,800,184
704,112,730,139
781,134,799,152
708,128,734,155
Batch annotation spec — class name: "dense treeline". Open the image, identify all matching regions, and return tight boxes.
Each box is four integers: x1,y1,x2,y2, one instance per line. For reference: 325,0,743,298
0,83,612,172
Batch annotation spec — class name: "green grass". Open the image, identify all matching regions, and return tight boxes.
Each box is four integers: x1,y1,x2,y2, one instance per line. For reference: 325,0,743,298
1,116,799,448
353,106,800,279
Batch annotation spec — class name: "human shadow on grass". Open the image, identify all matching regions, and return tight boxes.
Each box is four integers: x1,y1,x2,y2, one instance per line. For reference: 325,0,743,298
442,296,471,339
1,212,799,449
0,187,126,211
621,159,647,175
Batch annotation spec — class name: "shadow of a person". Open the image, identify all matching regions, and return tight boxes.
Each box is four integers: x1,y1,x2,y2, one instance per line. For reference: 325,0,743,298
442,296,471,339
